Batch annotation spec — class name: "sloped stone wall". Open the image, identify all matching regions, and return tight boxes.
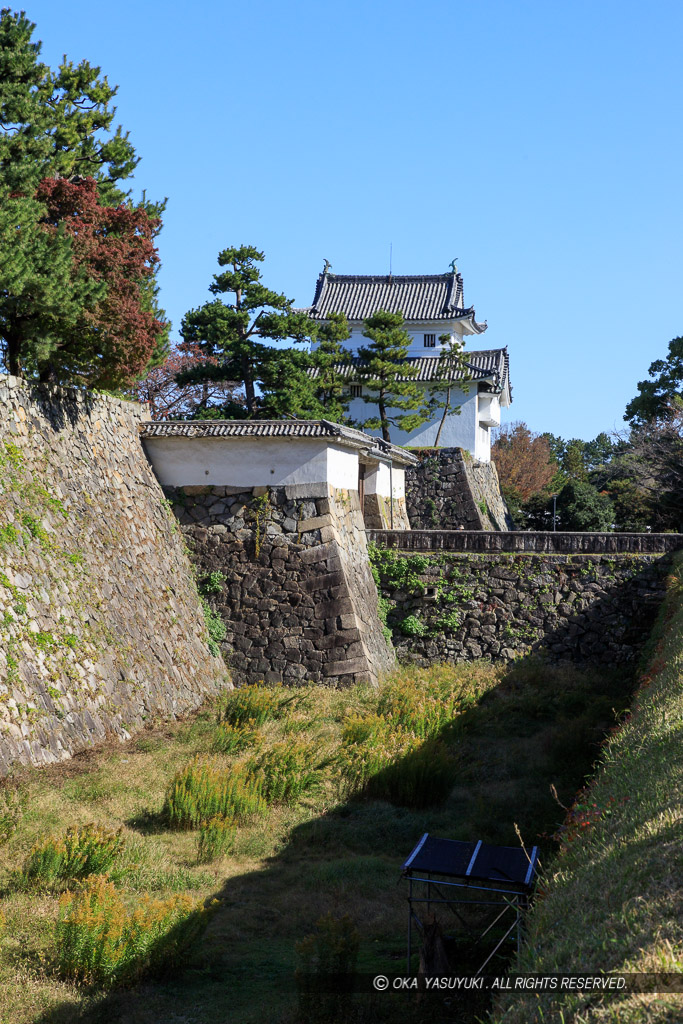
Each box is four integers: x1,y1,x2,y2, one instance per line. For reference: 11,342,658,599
371,547,670,666
162,483,394,687
405,448,513,531
0,376,228,774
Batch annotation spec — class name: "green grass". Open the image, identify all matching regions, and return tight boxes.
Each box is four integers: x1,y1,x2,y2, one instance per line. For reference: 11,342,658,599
490,553,683,1024
0,656,647,1024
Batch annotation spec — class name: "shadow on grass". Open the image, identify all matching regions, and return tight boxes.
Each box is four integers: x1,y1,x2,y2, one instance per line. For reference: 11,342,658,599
32,656,641,1024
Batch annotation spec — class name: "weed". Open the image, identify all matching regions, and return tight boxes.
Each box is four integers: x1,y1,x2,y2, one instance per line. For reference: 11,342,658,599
164,757,266,829
0,786,24,844
220,682,283,728
56,874,210,988
195,815,236,863
20,822,123,887
399,613,426,637
212,721,261,755
199,571,225,595
200,596,226,657
296,913,360,1023
246,739,323,804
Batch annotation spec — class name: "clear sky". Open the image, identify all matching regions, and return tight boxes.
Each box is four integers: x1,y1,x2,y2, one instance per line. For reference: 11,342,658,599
22,0,683,440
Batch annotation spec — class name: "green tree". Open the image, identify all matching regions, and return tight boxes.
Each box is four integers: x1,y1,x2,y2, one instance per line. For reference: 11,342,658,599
0,8,167,383
556,480,614,531
625,336,683,426
308,312,355,424
178,245,320,418
355,310,429,442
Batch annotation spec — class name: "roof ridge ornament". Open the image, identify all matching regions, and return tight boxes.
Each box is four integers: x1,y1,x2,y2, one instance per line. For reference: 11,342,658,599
449,258,459,273
322,258,332,274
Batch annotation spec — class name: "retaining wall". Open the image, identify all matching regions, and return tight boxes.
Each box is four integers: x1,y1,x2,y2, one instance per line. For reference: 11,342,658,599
371,546,671,666
405,448,513,531
162,483,394,687
0,376,228,773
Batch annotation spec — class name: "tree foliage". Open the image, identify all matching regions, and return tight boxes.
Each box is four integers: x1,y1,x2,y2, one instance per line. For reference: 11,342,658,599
0,8,167,386
132,341,244,420
624,336,683,427
555,480,614,532
355,310,429,442
492,422,558,503
178,245,351,421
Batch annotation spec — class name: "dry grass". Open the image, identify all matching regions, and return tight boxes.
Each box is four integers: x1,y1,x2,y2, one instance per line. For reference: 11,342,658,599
0,656,643,1024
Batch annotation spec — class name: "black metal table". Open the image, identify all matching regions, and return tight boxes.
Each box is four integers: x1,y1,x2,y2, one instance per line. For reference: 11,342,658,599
402,833,539,974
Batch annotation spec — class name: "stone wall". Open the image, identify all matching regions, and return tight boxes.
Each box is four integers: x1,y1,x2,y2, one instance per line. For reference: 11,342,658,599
163,483,394,687
405,448,513,531
362,493,411,531
0,376,228,774
371,546,670,666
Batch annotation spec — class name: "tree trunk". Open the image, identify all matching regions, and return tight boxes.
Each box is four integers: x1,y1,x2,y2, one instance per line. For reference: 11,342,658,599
434,385,451,448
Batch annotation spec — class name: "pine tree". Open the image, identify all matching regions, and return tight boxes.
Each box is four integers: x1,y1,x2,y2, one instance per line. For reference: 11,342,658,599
0,9,167,384
178,245,320,418
355,310,429,442
308,312,355,424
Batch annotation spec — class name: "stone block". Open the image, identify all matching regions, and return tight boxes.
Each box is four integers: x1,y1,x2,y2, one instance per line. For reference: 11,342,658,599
298,515,332,534
301,570,346,593
323,657,370,677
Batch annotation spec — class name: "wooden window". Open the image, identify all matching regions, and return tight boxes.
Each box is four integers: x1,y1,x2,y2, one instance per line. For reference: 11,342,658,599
423,334,436,347
350,384,362,398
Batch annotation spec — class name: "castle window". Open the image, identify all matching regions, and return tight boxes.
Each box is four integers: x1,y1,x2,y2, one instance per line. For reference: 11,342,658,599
350,384,362,398
423,334,436,347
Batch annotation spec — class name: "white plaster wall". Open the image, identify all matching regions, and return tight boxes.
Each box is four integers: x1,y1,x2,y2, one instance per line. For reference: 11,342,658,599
364,461,406,499
326,444,361,489
341,322,466,359
349,386,485,457
143,436,360,488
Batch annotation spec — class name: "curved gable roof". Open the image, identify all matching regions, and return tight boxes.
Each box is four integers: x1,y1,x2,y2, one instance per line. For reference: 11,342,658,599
304,271,487,332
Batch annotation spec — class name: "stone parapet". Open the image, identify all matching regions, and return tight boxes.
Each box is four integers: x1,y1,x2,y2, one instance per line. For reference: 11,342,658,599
369,529,683,554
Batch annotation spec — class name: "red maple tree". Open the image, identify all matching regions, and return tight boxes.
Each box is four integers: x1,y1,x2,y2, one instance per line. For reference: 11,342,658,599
133,341,243,419
492,421,557,501
35,177,168,388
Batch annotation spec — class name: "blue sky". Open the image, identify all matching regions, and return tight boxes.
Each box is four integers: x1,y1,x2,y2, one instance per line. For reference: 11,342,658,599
23,0,683,440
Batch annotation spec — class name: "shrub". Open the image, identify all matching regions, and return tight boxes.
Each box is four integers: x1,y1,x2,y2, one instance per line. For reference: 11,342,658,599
246,739,323,805
398,614,426,637
56,874,209,988
21,823,123,887
212,721,261,755
200,597,226,657
164,757,266,829
196,816,236,863
220,683,282,728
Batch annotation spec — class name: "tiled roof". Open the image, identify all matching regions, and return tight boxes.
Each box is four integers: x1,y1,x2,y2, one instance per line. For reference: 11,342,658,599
309,348,511,396
139,419,418,464
303,271,487,332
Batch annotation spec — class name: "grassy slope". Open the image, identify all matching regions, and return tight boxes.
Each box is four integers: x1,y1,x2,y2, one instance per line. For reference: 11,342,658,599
491,552,683,1024
0,655,645,1024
